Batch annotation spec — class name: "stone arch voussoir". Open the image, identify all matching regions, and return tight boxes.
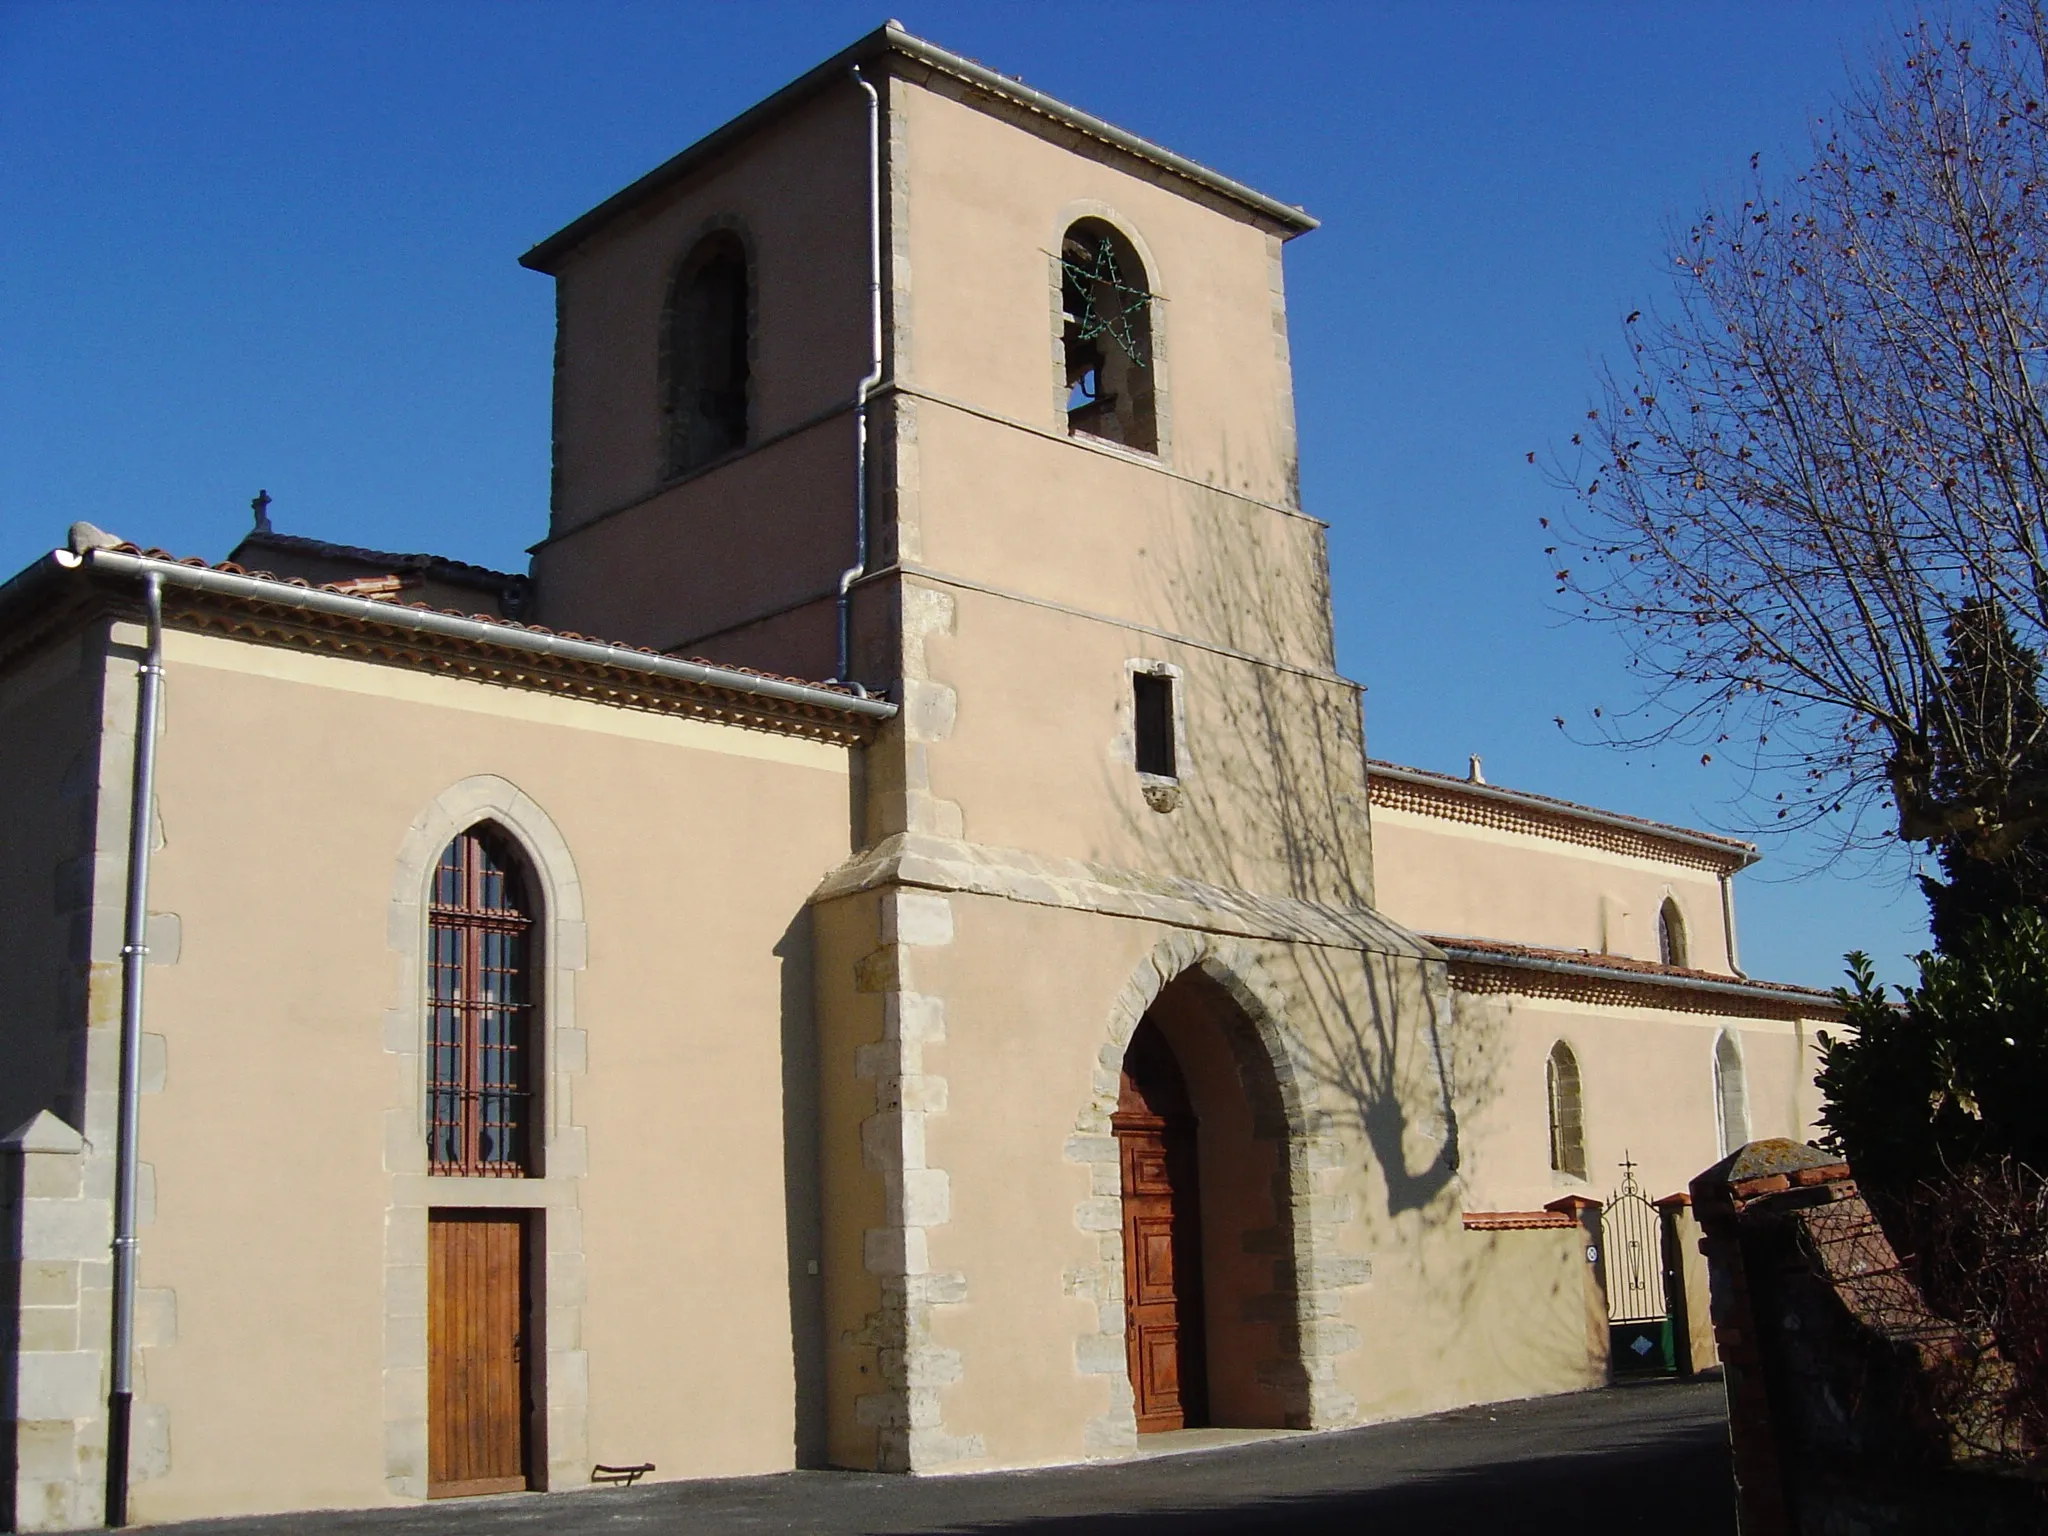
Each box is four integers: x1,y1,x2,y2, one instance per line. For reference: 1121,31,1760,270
1066,930,1362,1452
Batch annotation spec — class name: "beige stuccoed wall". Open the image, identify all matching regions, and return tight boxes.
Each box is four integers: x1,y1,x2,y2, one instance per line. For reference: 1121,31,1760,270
811,879,1607,1474
531,84,869,663
888,73,1331,667
117,628,849,1522
1450,990,1827,1215
893,76,1302,513
902,408,1335,673
892,584,1371,903
1369,808,1736,971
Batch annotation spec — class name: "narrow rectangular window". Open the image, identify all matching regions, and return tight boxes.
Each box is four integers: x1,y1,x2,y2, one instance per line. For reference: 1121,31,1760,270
1134,671,1176,778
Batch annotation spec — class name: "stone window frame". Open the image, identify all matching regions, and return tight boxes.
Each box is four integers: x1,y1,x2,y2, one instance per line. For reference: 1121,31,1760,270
381,775,590,1499
657,215,759,486
1047,201,1173,468
1546,1038,1588,1182
1657,894,1689,969
1123,658,1186,815
1712,1028,1750,1159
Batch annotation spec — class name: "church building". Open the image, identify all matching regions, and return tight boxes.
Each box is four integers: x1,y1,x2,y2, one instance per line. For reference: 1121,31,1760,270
0,24,1839,1528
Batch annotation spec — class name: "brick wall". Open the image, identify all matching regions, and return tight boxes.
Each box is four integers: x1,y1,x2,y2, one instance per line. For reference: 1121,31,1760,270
1691,1139,2047,1533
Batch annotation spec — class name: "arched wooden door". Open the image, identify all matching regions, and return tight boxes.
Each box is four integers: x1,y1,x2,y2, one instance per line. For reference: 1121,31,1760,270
1113,1020,1207,1432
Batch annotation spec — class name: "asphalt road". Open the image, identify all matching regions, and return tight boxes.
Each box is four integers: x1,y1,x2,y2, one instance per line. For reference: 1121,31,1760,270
151,1379,1733,1536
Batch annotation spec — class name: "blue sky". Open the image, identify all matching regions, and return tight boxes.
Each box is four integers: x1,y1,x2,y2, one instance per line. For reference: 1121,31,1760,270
0,1,1936,987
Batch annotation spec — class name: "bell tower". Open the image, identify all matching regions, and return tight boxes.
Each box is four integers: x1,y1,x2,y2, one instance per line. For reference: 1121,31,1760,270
521,25,1424,1476
522,22,1372,906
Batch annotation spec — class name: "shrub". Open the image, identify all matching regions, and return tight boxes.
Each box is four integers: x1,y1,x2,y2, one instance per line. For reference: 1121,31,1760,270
1820,910,2048,1193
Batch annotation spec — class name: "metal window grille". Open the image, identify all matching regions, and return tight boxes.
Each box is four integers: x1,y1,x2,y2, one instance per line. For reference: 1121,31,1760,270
427,827,536,1177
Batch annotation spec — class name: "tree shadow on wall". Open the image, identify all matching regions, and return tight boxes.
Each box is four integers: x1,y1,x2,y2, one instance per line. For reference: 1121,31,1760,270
1106,486,1506,1223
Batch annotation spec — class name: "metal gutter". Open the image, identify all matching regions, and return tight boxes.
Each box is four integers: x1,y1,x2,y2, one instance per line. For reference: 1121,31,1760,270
1434,943,1837,1012
1368,761,1760,869
519,22,1315,274
68,549,897,723
836,64,884,689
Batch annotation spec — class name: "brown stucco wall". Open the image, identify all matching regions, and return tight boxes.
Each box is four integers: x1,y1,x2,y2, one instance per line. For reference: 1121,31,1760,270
0,632,103,1139
531,84,870,666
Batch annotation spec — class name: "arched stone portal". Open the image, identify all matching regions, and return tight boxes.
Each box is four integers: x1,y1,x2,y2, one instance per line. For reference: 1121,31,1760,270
1125,970,1302,1432
1069,933,1366,1453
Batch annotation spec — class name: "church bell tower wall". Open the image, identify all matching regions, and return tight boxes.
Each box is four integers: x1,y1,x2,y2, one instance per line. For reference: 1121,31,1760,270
527,85,873,673
859,68,1373,902
884,72,1329,665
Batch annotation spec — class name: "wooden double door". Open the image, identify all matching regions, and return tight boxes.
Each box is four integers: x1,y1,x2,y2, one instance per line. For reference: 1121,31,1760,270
1114,1021,1207,1433
428,1210,534,1498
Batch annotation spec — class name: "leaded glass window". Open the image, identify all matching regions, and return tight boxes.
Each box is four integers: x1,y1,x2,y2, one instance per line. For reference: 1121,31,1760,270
1547,1040,1586,1179
428,826,537,1176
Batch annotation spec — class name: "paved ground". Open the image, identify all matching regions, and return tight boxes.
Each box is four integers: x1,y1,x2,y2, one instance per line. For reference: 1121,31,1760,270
156,1379,1734,1536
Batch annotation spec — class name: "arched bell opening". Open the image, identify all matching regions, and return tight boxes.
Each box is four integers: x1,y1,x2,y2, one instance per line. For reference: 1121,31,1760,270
1115,968,1303,1433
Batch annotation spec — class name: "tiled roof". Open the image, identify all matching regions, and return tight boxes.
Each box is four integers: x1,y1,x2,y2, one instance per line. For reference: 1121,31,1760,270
229,528,523,592
1431,934,1829,997
118,544,859,697
1429,933,1842,1017
1367,759,1758,873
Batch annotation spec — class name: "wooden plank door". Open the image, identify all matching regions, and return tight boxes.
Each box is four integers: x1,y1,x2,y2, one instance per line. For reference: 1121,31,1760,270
1114,1031,1206,1434
428,1210,531,1497
1119,1122,1187,1431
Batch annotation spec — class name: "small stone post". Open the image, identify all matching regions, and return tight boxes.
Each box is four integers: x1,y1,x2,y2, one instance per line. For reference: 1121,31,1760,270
1654,1192,1714,1378
1543,1194,1609,1380
2,1110,105,1533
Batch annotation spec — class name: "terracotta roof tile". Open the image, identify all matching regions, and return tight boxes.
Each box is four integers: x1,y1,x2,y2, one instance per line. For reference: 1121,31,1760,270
117,544,861,697
1368,758,1756,857
230,527,523,589
1427,933,1837,1002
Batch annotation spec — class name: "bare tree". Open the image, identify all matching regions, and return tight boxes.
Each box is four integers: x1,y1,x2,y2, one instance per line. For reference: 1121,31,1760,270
1558,4,2048,865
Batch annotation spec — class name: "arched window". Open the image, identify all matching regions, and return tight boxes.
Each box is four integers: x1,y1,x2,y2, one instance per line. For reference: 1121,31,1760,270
666,230,750,475
427,825,537,1176
1546,1040,1586,1179
1714,1030,1749,1158
1657,897,1688,968
1061,219,1157,452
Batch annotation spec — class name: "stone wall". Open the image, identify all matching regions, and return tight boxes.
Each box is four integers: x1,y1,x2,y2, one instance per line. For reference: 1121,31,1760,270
1692,1139,2048,1534
3,1112,102,1532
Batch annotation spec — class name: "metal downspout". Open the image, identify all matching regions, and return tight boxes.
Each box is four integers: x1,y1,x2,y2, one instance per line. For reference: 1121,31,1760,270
1720,871,1744,978
106,572,163,1527
836,63,883,690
